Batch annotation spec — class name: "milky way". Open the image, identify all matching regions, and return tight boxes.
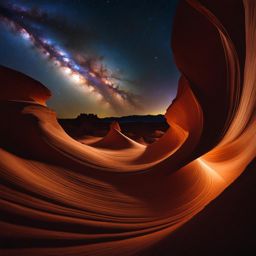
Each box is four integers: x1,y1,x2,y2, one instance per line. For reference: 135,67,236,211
0,1,140,112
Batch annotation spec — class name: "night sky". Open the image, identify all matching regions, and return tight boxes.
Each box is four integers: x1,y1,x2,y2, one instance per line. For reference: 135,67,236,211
0,0,180,118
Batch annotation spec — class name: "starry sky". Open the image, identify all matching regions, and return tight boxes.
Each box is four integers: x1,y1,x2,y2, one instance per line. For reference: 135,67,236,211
0,0,180,118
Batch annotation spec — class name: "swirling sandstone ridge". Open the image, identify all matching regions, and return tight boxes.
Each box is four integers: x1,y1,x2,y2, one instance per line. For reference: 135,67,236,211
0,0,255,255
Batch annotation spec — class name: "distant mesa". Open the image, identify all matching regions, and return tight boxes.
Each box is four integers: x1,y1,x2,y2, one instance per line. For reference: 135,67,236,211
59,113,169,144
74,113,167,123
